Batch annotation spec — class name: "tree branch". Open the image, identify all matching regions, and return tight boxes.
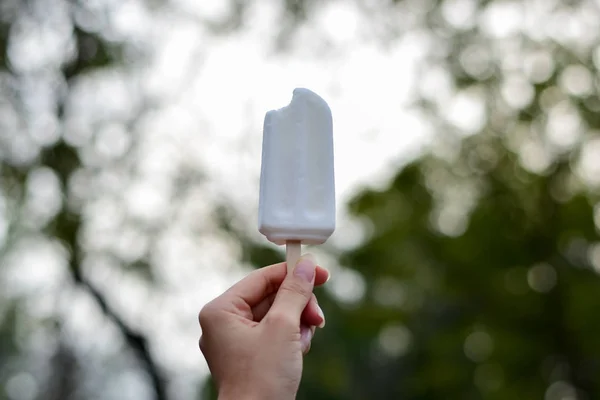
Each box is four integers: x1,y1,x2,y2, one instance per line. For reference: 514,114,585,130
70,260,168,400
42,139,169,400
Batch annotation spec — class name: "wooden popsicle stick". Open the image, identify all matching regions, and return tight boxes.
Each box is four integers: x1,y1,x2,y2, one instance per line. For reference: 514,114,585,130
285,240,301,274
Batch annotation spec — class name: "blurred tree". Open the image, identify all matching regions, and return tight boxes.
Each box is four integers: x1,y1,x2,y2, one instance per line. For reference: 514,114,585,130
2,0,600,400
219,1,600,400
0,1,167,399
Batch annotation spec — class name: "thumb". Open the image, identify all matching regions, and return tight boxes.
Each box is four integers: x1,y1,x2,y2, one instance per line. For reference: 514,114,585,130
267,256,316,324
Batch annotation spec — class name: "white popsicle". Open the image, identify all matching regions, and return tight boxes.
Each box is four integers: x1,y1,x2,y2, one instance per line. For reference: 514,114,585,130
258,88,335,272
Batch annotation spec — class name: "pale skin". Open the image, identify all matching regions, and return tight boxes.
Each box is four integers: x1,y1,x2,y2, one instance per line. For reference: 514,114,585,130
198,255,329,400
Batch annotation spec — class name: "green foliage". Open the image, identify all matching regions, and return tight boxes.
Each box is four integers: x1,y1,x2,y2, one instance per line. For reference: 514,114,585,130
320,151,600,398
63,28,123,81
241,242,283,268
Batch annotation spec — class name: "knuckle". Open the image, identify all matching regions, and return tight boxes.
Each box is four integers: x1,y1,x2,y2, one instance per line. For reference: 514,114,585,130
198,302,217,328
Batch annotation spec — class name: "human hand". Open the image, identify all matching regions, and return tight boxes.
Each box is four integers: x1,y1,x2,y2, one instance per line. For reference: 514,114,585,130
198,255,329,400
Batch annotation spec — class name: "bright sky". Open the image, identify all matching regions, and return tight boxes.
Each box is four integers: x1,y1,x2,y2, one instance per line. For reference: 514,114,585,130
1,1,433,399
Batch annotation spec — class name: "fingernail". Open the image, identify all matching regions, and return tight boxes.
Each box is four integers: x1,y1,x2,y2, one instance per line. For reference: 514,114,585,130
317,305,326,328
294,257,316,283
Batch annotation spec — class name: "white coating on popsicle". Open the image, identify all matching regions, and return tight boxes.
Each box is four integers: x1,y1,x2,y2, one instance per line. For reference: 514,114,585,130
258,88,335,245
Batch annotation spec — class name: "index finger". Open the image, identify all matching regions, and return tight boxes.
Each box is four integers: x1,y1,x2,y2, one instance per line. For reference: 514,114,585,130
224,262,329,307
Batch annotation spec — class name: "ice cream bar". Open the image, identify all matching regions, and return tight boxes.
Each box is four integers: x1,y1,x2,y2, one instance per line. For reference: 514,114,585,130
258,88,335,270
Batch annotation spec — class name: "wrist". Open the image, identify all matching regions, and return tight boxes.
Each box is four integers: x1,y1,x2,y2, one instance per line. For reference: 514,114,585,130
218,385,292,400
217,385,267,400
218,390,271,400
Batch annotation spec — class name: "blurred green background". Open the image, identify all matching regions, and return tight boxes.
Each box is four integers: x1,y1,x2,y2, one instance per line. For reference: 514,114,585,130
2,0,600,399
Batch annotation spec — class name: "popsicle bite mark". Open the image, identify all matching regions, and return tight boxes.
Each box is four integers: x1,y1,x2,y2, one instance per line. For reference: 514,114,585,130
291,88,333,115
